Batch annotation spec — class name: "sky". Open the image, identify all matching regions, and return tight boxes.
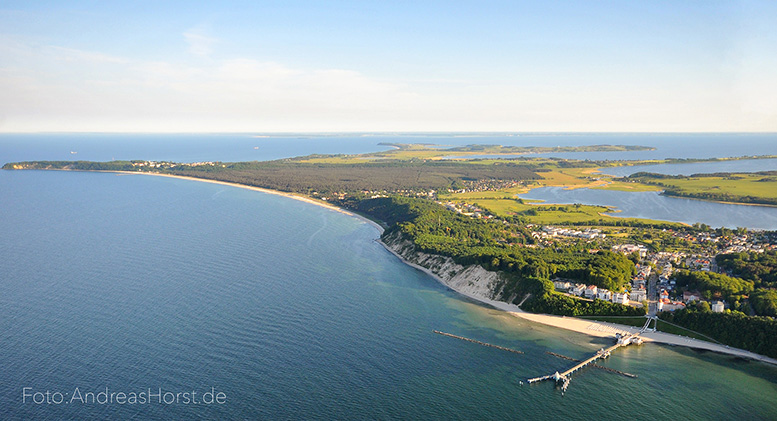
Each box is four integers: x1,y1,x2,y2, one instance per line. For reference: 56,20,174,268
1,0,776,133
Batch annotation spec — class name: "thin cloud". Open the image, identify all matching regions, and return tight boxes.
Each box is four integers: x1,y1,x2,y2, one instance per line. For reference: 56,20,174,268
0,36,774,132
183,28,217,56
48,46,129,64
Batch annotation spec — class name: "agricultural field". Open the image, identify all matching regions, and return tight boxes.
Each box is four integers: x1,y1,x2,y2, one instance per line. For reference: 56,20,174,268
629,172,777,206
653,173,777,199
438,193,681,227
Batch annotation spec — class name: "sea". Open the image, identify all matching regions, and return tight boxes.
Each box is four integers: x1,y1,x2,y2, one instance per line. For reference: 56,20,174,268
1,133,777,420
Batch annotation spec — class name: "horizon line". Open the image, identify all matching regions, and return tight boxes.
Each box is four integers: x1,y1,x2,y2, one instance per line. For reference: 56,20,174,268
2,131,776,136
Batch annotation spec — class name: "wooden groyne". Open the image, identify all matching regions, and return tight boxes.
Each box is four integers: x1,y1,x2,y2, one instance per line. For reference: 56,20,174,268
433,330,524,355
545,351,637,378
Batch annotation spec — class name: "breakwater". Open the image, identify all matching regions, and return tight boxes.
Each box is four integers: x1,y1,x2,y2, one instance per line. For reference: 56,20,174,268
433,330,524,355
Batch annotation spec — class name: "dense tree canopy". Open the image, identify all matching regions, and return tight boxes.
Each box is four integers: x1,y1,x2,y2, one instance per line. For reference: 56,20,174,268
350,196,641,316
751,289,777,318
717,250,777,289
674,270,754,301
660,307,777,358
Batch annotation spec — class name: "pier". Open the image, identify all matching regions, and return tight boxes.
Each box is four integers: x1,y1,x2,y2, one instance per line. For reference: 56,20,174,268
528,318,651,392
545,351,637,379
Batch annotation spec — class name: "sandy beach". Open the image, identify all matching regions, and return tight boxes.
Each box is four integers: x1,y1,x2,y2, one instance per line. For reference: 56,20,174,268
121,170,777,366
120,171,386,231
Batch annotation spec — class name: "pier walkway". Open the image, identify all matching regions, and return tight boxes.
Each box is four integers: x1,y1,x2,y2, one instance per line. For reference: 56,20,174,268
528,318,652,392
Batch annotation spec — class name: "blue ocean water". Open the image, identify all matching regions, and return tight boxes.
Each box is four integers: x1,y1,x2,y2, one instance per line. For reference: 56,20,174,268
2,134,777,419
2,132,776,163
1,169,776,420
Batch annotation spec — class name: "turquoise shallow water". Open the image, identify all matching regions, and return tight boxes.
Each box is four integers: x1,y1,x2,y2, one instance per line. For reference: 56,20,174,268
1,170,776,420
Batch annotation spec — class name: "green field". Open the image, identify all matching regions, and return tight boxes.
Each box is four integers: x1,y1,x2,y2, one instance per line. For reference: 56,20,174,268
653,174,777,199
436,193,682,227
629,172,777,206
468,198,613,223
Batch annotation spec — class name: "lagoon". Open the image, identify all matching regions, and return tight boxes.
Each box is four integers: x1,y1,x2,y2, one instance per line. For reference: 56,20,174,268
520,186,777,230
602,158,777,177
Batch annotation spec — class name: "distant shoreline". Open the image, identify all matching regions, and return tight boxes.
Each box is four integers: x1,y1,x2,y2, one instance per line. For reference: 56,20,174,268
659,191,777,208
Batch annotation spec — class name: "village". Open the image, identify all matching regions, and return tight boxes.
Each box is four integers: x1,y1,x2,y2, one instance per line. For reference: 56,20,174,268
552,237,770,316
434,198,776,316
130,160,220,169
550,251,731,314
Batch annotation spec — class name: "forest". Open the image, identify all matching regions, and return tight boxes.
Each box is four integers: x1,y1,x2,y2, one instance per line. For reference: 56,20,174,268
659,304,777,358
716,250,777,288
673,270,754,302
5,159,540,195
345,196,643,316
3,160,142,171
716,251,777,317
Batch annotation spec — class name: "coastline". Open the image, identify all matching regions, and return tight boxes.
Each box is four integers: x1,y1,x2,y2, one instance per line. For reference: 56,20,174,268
377,238,777,365
119,171,386,231
126,170,777,366
25,168,777,366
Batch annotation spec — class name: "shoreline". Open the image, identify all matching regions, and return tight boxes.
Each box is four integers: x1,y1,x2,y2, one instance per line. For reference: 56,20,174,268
378,238,777,365
19,168,777,366
107,171,777,365
119,171,387,231
660,191,777,209
524,182,777,210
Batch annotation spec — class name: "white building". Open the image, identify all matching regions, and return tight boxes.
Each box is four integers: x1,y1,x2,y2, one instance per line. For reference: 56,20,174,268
630,288,647,302
712,301,725,313
683,291,701,303
635,264,652,277
584,285,598,299
612,292,630,305
597,289,612,301
571,284,586,296
612,244,648,258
